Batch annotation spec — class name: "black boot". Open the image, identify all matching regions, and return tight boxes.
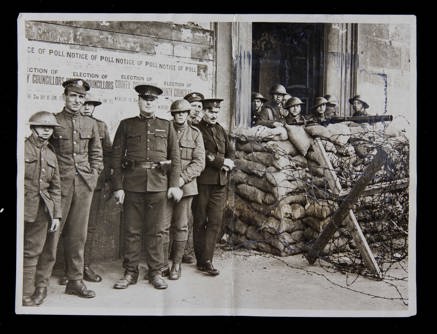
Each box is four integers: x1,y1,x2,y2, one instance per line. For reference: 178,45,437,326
65,279,96,298
84,265,102,282
32,287,47,305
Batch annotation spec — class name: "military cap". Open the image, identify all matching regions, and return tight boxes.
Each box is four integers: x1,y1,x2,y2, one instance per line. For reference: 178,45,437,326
62,78,90,94
324,94,338,106
349,95,369,109
201,98,223,109
84,93,102,106
313,97,328,109
269,84,287,95
184,92,204,103
252,92,268,102
285,97,304,108
28,111,61,127
134,84,163,99
170,99,191,113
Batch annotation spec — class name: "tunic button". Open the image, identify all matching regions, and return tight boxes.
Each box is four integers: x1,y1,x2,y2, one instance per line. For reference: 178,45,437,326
73,141,77,145
73,153,76,156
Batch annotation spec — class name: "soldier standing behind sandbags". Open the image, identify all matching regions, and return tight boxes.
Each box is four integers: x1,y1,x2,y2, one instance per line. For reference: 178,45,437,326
324,94,339,118
349,95,370,116
193,98,234,276
22,111,62,306
255,84,288,128
251,92,268,126
284,97,306,125
307,96,329,126
167,99,205,279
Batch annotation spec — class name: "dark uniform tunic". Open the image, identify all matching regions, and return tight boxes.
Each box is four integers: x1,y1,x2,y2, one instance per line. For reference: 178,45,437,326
23,134,61,297
111,114,181,277
35,108,103,287
193,119,233,266
84,116,112,266
285,113,307,125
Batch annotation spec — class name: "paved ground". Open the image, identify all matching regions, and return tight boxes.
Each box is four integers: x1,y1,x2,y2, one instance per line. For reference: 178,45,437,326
16,247,413,317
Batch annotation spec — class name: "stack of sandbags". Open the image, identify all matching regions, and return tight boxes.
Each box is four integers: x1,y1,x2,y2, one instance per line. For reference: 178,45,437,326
227,120,409,257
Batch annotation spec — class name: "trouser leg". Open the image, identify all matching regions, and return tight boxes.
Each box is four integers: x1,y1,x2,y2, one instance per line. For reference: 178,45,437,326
143,192,168,278
35,181,73,288
122,191,144,274
63,178,94,280
162,198,173,271
23,207,49,296
84,188,102,266
204,185,226,262
193,185,210,265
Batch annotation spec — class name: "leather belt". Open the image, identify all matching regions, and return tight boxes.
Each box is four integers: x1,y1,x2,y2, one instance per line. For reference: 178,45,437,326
136,161,159,169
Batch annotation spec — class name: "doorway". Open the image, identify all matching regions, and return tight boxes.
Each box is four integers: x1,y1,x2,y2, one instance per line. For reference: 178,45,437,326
252,23,325,116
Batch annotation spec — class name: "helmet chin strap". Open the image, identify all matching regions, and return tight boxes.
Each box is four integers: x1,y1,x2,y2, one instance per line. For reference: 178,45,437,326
31,127,48,142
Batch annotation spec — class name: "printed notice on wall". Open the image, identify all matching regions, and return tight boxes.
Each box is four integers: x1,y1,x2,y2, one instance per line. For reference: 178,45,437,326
23,41,214,137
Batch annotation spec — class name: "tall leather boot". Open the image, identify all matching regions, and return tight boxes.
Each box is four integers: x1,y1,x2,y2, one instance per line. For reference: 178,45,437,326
169,241,186,280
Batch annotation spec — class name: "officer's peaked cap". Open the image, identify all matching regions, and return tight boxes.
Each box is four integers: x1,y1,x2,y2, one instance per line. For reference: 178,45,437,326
62,78,90,94
201,98,223,109
349,95,369,109
134,84,163,98
184,92,204,103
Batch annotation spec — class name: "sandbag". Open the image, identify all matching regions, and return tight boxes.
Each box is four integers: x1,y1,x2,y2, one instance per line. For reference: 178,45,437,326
245,151,275,166
232,125,288,142
304,124,331,139
285,124,313,156
234,159,266,177
236,184,266,205
234,150,247,160
320,138,337,153
233,195,266,228
290,203,306,220
305,200,337,219
264,140,298,156
236,141,267,153
327,123,351,145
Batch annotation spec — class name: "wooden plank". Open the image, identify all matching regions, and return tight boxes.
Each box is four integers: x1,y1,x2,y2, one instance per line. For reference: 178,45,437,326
307,138,385,278
339,178,409,198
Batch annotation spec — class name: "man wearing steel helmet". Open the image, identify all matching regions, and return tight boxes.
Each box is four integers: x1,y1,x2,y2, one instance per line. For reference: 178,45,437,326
349,95,370,116
251,92,268,126
324,94,339,118
255,84,288,128
111,84,182,290
22,111,62,306
33,79,103,303
166,99,205,280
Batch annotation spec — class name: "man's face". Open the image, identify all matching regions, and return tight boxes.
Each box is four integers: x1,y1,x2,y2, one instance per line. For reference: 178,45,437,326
352,100,364,112
316,104,326,115
252,99,263,111
64,90,86,112
138,95,157,114
272,94,284,105
289,104,302,116
173,111,189,125
326,104,336,113
81,103,95,116
203,108,220,125
189,101,204,124
32,126,54,140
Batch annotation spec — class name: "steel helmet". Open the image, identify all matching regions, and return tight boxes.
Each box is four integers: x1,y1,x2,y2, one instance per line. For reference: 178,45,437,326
84,93,102,106
251,92,268,102
28,111,60,127
285,97,304,108
324,94,338,106
269,84,287,95
313,97,328,109
170,99,192,113
349,95,369,109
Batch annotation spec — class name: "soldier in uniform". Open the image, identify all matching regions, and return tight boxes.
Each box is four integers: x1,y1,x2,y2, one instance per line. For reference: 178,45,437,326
349,95,369,116
284,97,306,125
251,92,268,126
324,94,339,118
184,92,204,126
167,99,205,280
111,84,182,290
307,96,329,126
22,111,62,306
255,84,288,128
33,79,103,303
193,98,234,276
